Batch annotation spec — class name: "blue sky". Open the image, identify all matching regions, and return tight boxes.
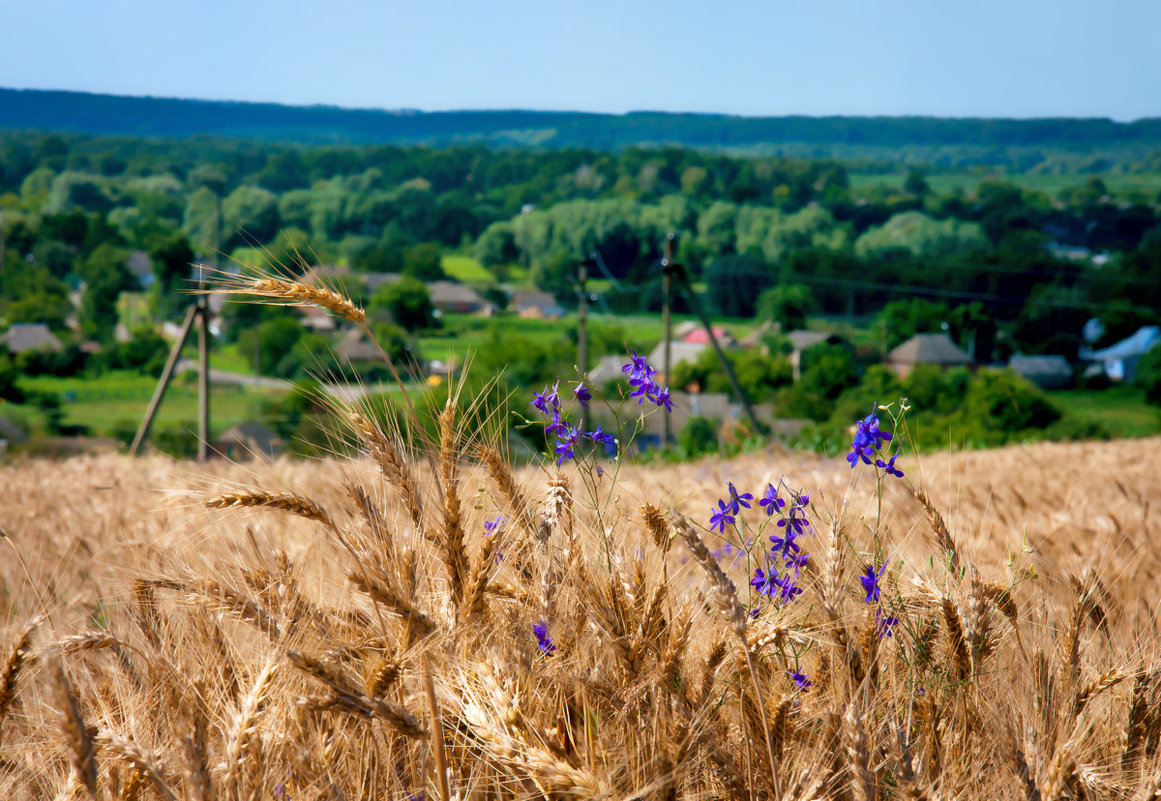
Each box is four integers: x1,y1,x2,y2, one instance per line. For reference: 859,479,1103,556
1,0,1157,119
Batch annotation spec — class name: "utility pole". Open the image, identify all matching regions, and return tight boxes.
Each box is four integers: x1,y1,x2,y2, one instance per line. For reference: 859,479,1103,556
661,233,675,447
578,255,594,436
196,263,210,463
670,262,765,437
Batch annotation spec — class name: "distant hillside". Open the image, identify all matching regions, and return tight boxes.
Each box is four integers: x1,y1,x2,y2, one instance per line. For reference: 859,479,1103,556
3,86,1161,152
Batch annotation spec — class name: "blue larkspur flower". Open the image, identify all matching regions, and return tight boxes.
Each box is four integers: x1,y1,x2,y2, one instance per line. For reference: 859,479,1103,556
584,424,616,447
709,499,735,533
860,562,888,604
533,621,555,654
876,451,905,478
573,383,591,408
727,482,753,515
759,484,785,517
875,607,899,639
789,671,812,691
484,514,503,536
848,407,893,469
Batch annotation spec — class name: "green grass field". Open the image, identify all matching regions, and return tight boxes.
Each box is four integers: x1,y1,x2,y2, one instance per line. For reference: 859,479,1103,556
20,371,285,437
440,254,493,283
417,312,764,366
1047,386,1161,438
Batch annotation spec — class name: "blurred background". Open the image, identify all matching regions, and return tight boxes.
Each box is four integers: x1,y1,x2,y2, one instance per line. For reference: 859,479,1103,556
1,0,1159,461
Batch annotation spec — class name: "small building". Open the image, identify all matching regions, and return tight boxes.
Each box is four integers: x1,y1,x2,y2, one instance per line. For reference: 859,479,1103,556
887,333,973,379
362,272,402,293
681,326,736,347
336,332,383,365
587,354,627,387
784,331,849,381
647,341,711,381
0,323,63,354
126,251,155,289
511,290,564,319
0,416,28,445
428,281,487,314
1007,354,1073,390
212,422,283,460
1087,326,1161,382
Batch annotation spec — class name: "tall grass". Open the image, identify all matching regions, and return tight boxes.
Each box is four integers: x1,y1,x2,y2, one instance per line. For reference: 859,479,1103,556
1,272,1159,799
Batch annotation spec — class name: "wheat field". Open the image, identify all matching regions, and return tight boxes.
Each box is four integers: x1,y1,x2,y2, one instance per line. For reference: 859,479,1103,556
1,425,1159,799
1,275,1160,800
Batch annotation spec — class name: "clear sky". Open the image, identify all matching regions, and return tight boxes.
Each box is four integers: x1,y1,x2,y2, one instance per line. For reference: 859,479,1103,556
1,0,1157,120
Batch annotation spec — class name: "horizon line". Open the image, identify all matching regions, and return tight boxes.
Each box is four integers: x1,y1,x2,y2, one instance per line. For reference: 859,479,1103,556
2,85,1155,125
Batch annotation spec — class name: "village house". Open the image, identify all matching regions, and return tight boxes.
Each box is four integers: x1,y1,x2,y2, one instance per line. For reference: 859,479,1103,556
511,289,564,319
1085,326,1161,382
0,323,63,354
1007,354,1073,390
428,281,489,314
886,333,973,379
212,421,283,460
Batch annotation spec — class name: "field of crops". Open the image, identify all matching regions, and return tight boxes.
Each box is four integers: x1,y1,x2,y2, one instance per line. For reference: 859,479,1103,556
2,415,1159,799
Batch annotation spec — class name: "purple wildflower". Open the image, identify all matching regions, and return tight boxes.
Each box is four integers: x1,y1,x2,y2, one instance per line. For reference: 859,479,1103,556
709,499,735,533
775,575,803,604
533,621,555,654
860,562,889,604
759,484,786,517
531,386,552,414
622,350,651,378
573,383,591,408
584,424,616,447
876,451,905,479
875,607,899,639
553,424,580,466
789,671,812,691
848,407,893,469
544,408,568,438
750,565,780,598
727,482,753,515
483,514,503,536
655,386,674,412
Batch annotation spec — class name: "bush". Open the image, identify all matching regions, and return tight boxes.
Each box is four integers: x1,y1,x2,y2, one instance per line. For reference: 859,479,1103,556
370,277,438,331
1137,343,1161,405
676,415,719,457
669,348,792,401
964,368,1061,432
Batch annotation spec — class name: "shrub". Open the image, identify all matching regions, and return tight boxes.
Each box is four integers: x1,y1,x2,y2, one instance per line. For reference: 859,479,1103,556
965,368,1061,432
675,415,719,457
1137,343,1161,405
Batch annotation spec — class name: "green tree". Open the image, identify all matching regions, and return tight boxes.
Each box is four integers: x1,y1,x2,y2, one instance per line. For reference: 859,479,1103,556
222,185,279,248
875,298,954,350
370,277,437,331
474,221,519,271
0,354,22,403
904,168,929,196
402,243,446,281
855,211,987,260
757,284,814,332
236,316,306,377
150,234,195,318
78,244,133,341
703,253,774,318
1137,344,1161,406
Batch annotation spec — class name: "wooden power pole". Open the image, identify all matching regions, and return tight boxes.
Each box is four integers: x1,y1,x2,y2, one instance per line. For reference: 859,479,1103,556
130,264,212,461
578,255,594,436
661,233,675,447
